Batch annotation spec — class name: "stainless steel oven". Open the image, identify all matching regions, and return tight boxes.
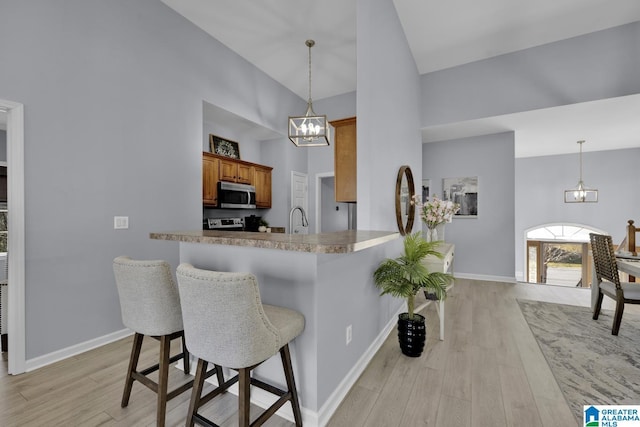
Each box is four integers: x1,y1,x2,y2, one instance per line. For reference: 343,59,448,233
204,217,245,231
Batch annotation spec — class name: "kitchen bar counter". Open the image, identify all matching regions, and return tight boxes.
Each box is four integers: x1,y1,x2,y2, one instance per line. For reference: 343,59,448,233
150,229,399,253
151,228,403,426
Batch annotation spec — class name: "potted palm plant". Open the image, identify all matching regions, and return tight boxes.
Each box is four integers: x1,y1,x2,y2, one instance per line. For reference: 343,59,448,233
373,232,454,357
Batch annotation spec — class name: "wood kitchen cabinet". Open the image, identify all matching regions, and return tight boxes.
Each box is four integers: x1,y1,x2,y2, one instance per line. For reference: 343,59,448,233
202,153,219,206
330,117,356,202
202,152,272,208
254,165,273,208
219,158,252,184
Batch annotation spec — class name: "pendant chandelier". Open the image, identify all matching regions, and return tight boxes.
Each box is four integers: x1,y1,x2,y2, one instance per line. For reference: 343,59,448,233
288,40,329,147
564,140,598,203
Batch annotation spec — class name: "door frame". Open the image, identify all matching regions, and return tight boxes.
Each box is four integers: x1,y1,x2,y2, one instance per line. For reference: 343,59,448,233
315,171,334,233
0,99,25,374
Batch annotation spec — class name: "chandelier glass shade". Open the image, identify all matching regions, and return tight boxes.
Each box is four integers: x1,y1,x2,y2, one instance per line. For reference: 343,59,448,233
288,40,329,147
564,140,598,203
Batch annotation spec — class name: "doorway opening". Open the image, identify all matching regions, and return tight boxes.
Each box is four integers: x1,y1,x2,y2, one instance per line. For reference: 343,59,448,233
0,100,25,375
525,223,604,287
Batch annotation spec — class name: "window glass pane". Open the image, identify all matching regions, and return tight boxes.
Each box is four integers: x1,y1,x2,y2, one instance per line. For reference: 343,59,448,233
528,245,538,282
527,224,596,242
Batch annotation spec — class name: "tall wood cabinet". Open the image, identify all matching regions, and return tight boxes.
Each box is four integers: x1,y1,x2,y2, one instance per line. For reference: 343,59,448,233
254,165,273,208
330,117,357,202
202,152,272,208
202,153,219,206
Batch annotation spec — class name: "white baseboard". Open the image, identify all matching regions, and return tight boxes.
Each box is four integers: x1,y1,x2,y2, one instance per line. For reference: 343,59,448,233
316,303,403,426
25,328,132,372
454,272,516,284
27,312,402,427
195,305,403,427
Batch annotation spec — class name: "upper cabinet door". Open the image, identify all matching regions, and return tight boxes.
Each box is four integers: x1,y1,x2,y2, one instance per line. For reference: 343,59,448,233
237,163,253,184
202,153,219,206
254,166,272,208
219,158,239,182
219,158,253,184
331,117,357,203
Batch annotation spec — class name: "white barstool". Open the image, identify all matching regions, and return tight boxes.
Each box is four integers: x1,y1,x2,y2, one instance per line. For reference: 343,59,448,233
176,263,304,427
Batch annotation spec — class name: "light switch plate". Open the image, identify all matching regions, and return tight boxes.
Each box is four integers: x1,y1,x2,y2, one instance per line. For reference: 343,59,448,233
114,216,129,229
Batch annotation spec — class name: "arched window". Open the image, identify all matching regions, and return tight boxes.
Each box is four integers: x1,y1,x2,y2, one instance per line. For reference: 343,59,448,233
526,223,604,287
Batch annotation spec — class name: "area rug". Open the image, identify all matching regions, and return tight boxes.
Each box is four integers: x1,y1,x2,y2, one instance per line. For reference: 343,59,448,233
517,300,640,420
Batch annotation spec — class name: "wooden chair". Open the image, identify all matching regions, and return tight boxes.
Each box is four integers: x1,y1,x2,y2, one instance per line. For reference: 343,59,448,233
176,264,304,427
589,233,640,335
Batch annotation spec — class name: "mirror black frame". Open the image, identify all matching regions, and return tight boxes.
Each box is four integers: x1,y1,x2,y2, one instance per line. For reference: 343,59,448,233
395,165,415,235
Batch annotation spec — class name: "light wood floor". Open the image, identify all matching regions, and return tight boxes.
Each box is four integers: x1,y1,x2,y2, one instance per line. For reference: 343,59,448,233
0,279,633,426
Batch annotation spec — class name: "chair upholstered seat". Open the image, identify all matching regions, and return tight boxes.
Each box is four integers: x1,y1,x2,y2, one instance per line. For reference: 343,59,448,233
599,281,640,300
263,304,305,347
177,263,304,427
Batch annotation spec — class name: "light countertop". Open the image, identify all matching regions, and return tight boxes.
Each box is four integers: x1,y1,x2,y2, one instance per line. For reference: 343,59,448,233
150,229,400,254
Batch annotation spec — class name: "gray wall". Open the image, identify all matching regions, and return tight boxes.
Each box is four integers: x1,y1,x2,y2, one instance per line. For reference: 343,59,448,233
423,133,516,280
421,21,640,127
357,0,422,232
0,0,302,359
515,147,640,280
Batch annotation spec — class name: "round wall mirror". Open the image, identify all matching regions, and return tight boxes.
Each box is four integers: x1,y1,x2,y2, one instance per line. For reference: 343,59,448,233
395,165,415,235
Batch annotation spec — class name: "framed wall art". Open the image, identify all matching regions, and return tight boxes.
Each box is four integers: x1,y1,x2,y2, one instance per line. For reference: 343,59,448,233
443,176,478,217
209,134,240,159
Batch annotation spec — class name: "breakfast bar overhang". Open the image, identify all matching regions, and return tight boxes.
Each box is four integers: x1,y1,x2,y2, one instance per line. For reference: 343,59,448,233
150,229,401,426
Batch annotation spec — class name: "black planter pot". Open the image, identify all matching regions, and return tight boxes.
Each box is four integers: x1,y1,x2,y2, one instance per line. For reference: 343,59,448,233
397,312,426,357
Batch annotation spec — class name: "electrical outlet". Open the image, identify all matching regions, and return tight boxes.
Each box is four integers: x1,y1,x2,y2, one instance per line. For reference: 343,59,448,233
346,325,352,345
114,216,129,230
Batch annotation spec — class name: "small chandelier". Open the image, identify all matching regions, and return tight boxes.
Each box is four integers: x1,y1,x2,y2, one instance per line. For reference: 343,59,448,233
288,40,329,147
564,140,598,203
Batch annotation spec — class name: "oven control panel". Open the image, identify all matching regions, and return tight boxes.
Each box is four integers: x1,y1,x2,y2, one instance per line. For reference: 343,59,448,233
205,217,245,230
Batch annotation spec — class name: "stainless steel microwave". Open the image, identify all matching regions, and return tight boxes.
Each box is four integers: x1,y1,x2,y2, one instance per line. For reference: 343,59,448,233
217,181,256,209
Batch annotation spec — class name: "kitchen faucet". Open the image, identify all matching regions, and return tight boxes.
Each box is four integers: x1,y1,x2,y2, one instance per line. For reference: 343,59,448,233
289,206,309,233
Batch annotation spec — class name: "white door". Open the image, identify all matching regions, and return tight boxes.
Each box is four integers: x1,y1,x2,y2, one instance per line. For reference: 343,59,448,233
290,171,309,234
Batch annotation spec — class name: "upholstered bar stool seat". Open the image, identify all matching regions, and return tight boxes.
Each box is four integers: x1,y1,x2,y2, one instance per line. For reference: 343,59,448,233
113,256,223,427
176,264,304,427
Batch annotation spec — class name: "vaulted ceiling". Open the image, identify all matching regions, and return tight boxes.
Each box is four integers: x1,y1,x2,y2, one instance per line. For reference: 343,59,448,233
8,2,640,154
161,0,640,157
